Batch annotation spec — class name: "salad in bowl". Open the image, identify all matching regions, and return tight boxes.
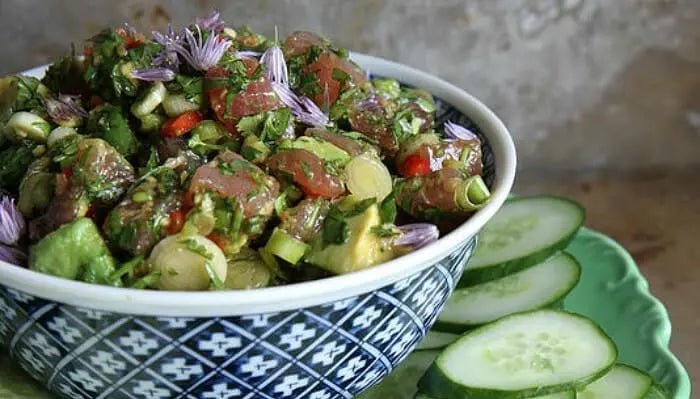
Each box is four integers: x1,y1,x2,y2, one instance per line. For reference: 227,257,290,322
0,11,516,399
0,14,493,291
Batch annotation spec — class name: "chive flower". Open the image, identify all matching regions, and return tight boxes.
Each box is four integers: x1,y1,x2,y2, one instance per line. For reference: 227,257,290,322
260,45,288,84
152,24,182,71
395,223,439,249
44,94,88,124
196,10,225,32
271,82,329,127
234,50,262,60
0,245,25,265
132,67,176,82
0,195,25,246
172,26,232,71
444,121,477,141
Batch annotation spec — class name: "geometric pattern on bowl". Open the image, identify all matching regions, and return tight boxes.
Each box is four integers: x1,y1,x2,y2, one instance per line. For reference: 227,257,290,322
0,238,475,399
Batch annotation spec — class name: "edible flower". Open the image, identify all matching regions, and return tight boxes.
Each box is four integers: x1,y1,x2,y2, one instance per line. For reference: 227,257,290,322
152,25,182,71
0,195,25,245
44,94,88,124
260,45,288,84
131,67,176,82
0,245,25,265
196,10,226,32
395,223,439,249
444,121,477,141
233,50,262,60
172,26,232,71
271,83,329,127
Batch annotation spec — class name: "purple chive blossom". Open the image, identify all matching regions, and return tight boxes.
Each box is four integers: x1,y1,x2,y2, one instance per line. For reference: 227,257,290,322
152,25,182,71
271,82,330,127
0,196,25,245
196,10,225,32
172,26,232,71
444,121,478,141
44,94,88,124
298,96,330,126
131,67,176,82
122,22,138,37
395,223,439,249
234,50,262,60
0,245,25,265
260,45,288,84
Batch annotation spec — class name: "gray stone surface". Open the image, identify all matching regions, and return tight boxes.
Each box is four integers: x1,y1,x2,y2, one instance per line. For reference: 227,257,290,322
0,0,699,171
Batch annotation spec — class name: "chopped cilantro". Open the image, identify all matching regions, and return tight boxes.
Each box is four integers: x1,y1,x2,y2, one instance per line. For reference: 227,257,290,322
332,68,351,85
299,161,313,179
379,192,397,224
371,224,400,238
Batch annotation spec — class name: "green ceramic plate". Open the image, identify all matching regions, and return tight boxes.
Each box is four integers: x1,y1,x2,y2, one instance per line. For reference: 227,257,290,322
0,228,691,398
359,227,692,399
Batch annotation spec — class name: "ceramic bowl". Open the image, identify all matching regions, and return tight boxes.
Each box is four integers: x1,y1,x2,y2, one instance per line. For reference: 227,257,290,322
0,53,516,399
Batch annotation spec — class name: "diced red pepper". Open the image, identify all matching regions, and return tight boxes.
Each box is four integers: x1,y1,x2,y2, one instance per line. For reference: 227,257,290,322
89,95,105,109
207,232,228,251
398,154,431,177
116,27,143,50
166,210,186,235
160,111,204,138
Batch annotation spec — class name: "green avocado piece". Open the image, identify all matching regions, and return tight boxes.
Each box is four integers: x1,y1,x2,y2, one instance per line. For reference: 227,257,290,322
18,156,55,216
280,136,351,164
307,203,395,274
29,218,121,286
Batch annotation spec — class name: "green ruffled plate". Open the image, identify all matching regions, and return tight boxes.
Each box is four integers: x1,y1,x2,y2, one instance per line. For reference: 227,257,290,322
359,228,691,399
0,228,691,398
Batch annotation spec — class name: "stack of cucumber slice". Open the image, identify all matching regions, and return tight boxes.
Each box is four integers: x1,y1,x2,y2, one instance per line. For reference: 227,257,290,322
359,196,671,399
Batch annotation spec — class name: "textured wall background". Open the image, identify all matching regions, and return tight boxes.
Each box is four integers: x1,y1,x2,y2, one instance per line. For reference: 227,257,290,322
0,0,699,172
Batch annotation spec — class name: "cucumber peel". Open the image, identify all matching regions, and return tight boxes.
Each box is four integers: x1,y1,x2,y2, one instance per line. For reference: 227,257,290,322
460,196,584,287
418,310,617,399
435,252,581,333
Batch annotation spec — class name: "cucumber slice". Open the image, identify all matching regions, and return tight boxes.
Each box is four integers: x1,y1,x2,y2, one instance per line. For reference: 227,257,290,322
415,390,576,399
435,252,581,333
416,331,459,351
461,196,584,287
576,364,670,399
357,350,440,399
418,310,617,398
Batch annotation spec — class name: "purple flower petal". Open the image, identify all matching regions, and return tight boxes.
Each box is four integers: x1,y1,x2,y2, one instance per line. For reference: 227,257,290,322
298,96,330,126
44,94,87,124
173,26,232,71
0,244,26,265
152,25,182,71
132,67,176,82
196,10,225,32
234,50,262,60
0,195,25,245
395,223,439,249
444,121,478,141
260,46,288,85
270,82,330,127
122,22,138,38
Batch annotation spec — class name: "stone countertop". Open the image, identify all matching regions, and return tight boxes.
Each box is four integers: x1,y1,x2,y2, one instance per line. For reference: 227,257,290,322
516,169,699,389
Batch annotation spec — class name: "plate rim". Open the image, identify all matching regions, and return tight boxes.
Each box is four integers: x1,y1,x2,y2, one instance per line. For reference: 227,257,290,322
573,227,691,399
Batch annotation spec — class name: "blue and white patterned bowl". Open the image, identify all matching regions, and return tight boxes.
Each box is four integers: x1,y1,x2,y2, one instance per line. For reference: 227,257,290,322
0,53,516,399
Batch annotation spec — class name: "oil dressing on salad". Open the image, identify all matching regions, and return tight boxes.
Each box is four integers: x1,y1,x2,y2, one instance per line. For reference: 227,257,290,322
0,12,491,290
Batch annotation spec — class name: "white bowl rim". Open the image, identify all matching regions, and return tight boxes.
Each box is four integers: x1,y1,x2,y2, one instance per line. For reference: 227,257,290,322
0,53,516,316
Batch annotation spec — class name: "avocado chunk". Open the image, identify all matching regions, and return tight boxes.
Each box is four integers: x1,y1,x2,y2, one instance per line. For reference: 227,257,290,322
280,136,351,164
307,202,395,274
29,218,121,286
